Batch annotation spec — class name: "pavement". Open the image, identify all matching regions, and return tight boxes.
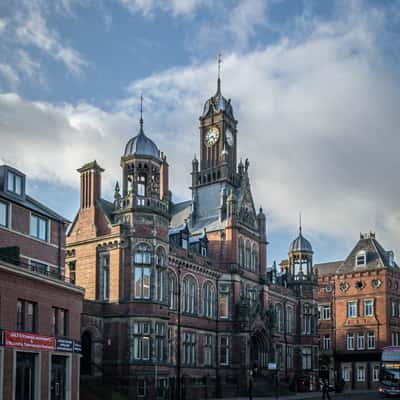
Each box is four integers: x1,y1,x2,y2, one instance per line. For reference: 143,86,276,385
208,389,377,400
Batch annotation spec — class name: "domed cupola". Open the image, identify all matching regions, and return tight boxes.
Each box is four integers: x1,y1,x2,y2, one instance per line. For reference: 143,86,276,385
202,78,234,120
289,226,313,254
124,115,160,161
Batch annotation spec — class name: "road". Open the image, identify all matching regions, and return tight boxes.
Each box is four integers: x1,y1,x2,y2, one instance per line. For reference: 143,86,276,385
209,390,382,400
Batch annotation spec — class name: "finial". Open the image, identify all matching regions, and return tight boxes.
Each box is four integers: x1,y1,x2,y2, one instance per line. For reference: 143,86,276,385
217,52,222,93
140,94,144,130
299,211,302,235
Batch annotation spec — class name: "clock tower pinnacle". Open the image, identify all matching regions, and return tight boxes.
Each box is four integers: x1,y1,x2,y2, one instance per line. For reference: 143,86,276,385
192,54,239,190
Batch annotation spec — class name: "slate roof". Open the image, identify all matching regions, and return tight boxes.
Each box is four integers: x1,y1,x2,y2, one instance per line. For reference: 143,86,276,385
0,165,69,223
314,261,343,276
124,124,160,160
335,233,398,274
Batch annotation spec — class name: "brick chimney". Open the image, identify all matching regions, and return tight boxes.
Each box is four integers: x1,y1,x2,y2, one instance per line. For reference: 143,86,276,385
77,160,104,209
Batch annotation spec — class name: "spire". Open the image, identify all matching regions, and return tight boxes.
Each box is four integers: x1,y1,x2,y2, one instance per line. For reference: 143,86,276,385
217,52,222,93
299,212,302,235
139,94,144,132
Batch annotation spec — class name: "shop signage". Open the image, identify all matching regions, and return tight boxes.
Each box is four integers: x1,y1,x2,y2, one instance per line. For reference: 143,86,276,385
5,331,55,351
73,341,82,353
267,363,277,370
56,338,74,352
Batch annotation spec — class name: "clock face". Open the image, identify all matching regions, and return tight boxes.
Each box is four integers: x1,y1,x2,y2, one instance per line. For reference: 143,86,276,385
205,126,220,146
226,128,234,146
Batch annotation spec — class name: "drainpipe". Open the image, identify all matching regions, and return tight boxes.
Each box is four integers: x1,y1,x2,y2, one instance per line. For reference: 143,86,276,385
177,263,182,400
215,276,221,398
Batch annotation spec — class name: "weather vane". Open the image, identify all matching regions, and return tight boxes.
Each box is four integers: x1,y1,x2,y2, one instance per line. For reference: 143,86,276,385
217,52,223,81
140,93,143,128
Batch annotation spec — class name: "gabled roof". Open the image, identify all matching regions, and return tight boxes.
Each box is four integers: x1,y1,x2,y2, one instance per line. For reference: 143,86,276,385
336,232,398,274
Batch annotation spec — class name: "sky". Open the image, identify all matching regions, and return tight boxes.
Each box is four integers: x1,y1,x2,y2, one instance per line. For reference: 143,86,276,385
1,0,400,266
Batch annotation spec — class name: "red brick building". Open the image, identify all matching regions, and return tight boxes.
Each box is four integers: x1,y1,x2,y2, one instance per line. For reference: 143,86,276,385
66,79,319,398
316,232,399,391
0,165,84,400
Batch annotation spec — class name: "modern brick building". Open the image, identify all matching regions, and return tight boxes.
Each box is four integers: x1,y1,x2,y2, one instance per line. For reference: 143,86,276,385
316,232,399,391
0,165,84,400
66,78,319,399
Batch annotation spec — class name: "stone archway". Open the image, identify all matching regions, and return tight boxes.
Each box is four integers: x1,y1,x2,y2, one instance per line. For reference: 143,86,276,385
81,330,92,375
250,329,270,373
80,326,103,377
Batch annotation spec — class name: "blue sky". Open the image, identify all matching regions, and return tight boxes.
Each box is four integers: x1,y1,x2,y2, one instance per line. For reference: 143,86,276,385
1,0,400,266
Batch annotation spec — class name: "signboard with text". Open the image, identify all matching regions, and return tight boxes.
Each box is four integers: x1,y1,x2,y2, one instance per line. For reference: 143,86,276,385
5,331,55,351
73,341,81,353
55,338,74,352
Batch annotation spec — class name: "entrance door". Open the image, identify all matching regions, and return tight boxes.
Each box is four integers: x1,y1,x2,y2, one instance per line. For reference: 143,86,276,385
15,352,36,400
51,355,67,400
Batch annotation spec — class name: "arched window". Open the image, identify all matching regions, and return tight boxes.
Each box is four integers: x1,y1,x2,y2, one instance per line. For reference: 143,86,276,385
203,282,214,318
245,240,251,269
168,271,177,310
251,244,258,271
156,247,167,267
275,303,283,332
239,238,244,267
137,173,146,197
133,243,152,299
183,276,197,314
355,250,366,267
134,243,152,265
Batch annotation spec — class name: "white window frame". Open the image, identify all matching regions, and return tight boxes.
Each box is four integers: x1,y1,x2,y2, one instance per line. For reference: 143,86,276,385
355,251,366,266
392,301,397,317
301,347,312,370
322,335,330,351
347,333,355,350
220,335,230,366
320,304,331,320
0,201,8,228
342,366,351,382
357,365,365,382
203,335,213,366
367,331,375,349
134,267,151,299
347,301,357,318
133,322,150,360
357,333,365,350
363,299,373,317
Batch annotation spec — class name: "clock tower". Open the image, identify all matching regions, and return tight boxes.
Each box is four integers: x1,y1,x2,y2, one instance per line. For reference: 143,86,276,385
192,75,239,189
190,61,241,225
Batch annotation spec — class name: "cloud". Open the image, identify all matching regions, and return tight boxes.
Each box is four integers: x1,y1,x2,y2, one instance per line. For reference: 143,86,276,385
118,0,206,17
0,64,20,88
14,0,88,76
0,18,8,33
1,1,400,260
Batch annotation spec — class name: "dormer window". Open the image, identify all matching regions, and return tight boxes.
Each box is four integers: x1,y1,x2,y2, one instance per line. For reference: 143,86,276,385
7,170,23,195
356,251,366,267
